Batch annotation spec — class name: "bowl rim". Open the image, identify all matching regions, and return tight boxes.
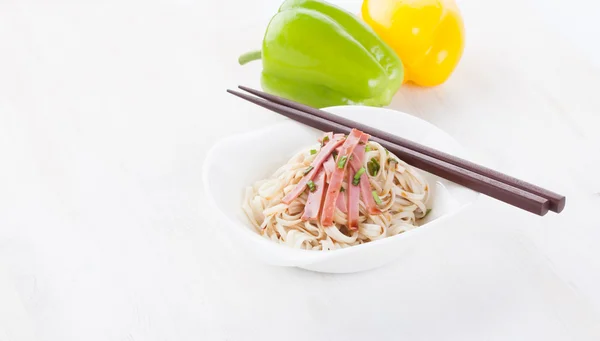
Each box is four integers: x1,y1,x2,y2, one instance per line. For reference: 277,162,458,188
201,106,480,265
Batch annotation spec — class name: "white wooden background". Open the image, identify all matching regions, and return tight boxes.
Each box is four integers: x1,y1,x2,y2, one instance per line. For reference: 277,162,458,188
1,0,599,340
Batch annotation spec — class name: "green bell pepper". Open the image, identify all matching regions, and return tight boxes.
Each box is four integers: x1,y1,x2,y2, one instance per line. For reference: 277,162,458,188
238,0,404,108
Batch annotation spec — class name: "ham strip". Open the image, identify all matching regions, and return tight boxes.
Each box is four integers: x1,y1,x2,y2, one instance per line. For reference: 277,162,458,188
320,129,364,226
347,134,369,228
282,135,345,204
321,134,345,182
349,137,382,216
336,188,347,213
319,132,333,144
301,169,326,222
323,155,336,183
348,134,368,170
358,173,381,215
347,166,361,229
319,133,344,145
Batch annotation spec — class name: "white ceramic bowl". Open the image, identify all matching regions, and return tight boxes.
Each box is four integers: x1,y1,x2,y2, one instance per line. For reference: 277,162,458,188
202,105,479,273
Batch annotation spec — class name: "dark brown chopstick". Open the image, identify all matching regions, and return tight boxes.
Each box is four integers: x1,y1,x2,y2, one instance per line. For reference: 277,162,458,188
238,86,566,214
228,88,551,216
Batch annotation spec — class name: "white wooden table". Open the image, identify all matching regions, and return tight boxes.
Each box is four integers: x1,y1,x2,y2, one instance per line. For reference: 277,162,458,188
1,0,599,340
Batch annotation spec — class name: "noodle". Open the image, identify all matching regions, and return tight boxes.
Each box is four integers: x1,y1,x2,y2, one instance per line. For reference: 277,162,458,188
242,137,430,250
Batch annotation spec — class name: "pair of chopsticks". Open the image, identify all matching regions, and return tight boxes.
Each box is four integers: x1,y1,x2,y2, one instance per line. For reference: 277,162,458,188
227,86,565,216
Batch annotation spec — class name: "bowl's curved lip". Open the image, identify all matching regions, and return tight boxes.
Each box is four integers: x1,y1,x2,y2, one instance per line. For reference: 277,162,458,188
201,105,480,266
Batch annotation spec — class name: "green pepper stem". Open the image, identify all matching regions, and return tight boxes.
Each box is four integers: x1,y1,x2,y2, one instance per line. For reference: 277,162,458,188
238,50,262,65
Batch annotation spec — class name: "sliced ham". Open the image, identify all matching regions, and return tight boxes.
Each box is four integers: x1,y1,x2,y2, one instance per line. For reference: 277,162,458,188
347,166,361,230
320,129,364,227
321,134,345,182
318,133,344,145
323,155,336,183
348,134,368,171
358,174,381,215
318,132,333,144
349,136,381,216
336,188,347,213
282,134,345,204
301,169,326,222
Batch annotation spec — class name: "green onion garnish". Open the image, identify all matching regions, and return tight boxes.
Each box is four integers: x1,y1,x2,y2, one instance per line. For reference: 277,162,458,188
385,149,389,155
337,155,348,169
340,187,345,193
367,157,380,176
367,162,375,176
307,180,316,192
365,145,371,152
423,208,432,218
310,149,317,155
388,157,398,164
321,135,330,147
352,167,365,186
303,166,314,175
372,191,382,204
332,151,338,160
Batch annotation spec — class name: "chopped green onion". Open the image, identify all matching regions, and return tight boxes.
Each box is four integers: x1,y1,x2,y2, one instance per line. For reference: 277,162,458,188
372,191,382,204
352,167,365,186
303,166,314,175
367,157,380,176
332,151,338,160
385,149,389,155
310,149,317,155
349,155,354,161
388,157,398,164
371,157,380,168
365,145,371,152
337,155,348,169
307,180,316,192
321,135,330,147
367,162,375,176
340,187,345,193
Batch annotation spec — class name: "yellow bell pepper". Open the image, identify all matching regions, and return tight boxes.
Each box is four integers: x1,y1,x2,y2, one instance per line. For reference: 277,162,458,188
361,0,465,86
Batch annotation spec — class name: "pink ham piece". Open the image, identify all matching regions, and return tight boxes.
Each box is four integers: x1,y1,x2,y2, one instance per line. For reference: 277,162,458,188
358,172,381,215
324,156,347,213
349,135,381,215
282,134,345,204
347,134,369,229
320,129,364,227
323,155,336,183
321,134,345,182
336,187,348,213
319,133,344,146
347,165,361,229
318,132,333,144
301,169,326,222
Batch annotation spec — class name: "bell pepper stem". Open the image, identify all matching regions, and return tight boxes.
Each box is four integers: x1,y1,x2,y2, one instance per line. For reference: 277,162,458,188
238,50,262,65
